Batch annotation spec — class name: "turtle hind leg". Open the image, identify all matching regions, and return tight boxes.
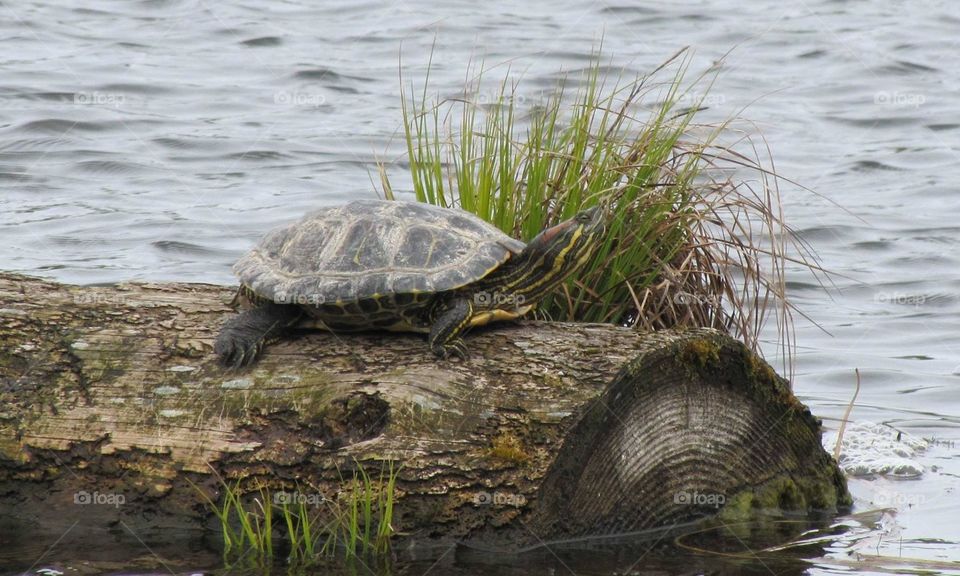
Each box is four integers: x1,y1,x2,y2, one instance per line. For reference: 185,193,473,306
429,298,473,360
215,303,303,368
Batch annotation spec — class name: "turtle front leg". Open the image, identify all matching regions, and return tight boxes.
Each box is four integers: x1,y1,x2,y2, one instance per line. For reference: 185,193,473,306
429,297,473,360
215,303,303,368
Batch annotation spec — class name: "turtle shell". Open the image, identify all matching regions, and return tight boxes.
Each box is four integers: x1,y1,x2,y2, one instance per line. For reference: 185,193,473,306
233,200,526,306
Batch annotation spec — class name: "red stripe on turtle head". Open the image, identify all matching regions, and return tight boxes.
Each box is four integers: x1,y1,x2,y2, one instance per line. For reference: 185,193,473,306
530,219,574,248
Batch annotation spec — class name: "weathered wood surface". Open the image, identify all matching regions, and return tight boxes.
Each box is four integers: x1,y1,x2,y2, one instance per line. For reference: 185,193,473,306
0,272,848,550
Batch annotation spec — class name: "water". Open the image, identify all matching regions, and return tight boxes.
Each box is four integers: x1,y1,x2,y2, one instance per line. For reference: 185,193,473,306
2,0,959,573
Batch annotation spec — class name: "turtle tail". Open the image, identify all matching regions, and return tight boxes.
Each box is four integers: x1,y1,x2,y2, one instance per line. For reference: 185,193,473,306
214,303,303,368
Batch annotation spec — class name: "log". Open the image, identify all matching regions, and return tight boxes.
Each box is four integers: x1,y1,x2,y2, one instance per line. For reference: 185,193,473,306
0,272,849,552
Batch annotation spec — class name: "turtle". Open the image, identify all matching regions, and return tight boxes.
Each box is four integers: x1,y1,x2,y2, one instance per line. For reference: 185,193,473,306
214,199,606,368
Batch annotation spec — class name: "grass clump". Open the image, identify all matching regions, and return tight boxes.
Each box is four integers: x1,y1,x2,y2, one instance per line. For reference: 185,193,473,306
193,460,399,569
379,48,818,374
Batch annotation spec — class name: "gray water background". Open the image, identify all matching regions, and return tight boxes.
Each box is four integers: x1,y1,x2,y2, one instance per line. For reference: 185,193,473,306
1,0,959,573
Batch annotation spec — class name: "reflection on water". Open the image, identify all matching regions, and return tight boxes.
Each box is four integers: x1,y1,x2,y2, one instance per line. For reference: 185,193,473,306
9,513,957,575
2,0,959,573
0,517,868,575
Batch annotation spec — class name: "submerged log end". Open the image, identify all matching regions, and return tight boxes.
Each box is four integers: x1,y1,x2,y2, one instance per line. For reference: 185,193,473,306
521,331,850,543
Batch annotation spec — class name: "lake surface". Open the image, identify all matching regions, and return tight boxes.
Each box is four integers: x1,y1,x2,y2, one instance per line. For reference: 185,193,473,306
2,0,959,574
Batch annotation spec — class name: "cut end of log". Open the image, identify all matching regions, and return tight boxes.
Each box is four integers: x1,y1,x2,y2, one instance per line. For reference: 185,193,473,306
522,332,850,544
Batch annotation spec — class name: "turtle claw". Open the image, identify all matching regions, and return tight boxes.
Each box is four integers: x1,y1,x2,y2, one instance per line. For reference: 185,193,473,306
439,339,469,361
214,304,302,369
214,333,259,369
214,316,266,369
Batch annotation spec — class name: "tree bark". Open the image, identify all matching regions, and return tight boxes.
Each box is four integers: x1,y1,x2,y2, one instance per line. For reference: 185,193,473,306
0,272,849,551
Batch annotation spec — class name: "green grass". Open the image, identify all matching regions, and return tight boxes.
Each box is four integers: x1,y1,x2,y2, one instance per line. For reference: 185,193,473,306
192,460,399,569
379,48,818,373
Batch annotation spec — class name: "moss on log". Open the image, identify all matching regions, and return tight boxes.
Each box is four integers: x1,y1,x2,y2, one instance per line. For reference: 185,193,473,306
0,272,849,550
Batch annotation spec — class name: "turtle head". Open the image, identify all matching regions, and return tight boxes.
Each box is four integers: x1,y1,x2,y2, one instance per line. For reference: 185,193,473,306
495,205,607,304
525,205,605,267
